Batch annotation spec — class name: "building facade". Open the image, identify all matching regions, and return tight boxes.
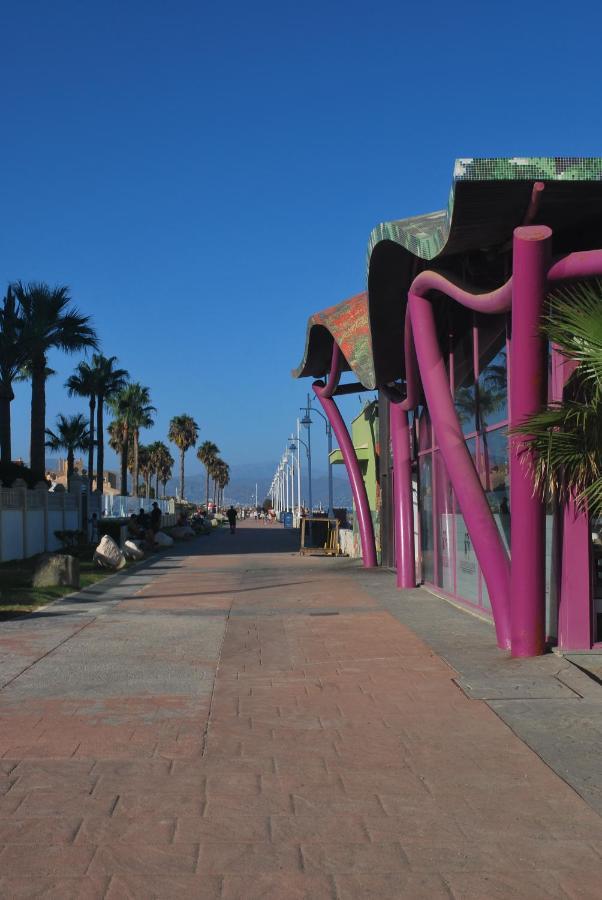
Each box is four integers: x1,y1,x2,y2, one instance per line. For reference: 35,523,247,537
293,158,602,656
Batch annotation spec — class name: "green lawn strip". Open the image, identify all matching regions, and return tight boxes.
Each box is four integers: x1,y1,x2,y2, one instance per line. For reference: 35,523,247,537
0,556,132,619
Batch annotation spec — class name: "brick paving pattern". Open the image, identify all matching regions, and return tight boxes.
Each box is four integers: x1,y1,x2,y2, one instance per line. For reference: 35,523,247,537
1,521,602,897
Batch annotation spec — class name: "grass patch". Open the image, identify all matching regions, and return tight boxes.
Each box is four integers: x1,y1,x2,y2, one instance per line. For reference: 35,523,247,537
0,553,131,620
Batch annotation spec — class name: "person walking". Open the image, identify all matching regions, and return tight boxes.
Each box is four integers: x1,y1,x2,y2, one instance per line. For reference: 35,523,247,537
226,505,237,535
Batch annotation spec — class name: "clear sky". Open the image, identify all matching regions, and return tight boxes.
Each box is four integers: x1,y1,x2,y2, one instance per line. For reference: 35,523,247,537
2,0,601,481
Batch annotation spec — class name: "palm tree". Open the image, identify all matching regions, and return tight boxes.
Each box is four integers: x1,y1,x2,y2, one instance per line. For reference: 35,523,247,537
108,418,128,495
216,461,230,509
45,414,90,487
197,441,220,509
0,287,28,463
514,280,602,516
66,361,98,492
12,282,98,477
148,441,173,498
90,355,128,493
168,414,199,500
138,445,153,498
110,383,155,497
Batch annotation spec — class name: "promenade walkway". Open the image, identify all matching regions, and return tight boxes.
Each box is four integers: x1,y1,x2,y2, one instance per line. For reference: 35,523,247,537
1,521,602,898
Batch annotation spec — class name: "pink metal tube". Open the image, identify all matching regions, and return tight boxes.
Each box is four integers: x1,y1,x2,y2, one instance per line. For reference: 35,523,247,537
390,401,416,588
320,342,343,399
313,381,377,568
408,289,511,649
509,226,552,657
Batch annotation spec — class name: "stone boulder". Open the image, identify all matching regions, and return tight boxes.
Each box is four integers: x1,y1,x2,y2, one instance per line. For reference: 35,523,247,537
123,539,145,561
93,534,126,570
33,554,80,589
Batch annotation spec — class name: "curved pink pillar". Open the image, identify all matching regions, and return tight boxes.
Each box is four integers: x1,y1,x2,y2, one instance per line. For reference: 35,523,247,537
390,402,416,588
509,226,552,657
312,381,377,568
408,290,511,649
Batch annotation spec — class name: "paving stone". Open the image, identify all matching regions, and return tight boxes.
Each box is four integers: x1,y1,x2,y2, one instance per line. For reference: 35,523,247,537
2,523,602,897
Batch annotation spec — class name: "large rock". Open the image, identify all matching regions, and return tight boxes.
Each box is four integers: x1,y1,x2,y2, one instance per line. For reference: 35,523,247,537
123,539,145,561
33,554,80,589
93,534,126,570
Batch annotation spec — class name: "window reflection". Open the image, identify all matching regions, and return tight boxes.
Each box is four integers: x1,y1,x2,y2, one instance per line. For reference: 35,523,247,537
454,322,476,435
478,345,507,425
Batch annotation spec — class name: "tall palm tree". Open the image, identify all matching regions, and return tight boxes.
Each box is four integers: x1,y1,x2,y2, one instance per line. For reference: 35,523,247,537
138,445,153,498
515,280,602,516
108,418,128,495
168,414,199,500
12,282,98,477
216,461,230,509
197,440,220,509
110,383,155,497
45,413,90,487
90,355,128,493
146,439,174,498
65,361,99,492
0,287,28,463
148,441,173,498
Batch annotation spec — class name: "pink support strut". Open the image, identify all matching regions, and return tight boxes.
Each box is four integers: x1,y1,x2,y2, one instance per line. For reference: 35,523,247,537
313,381,377,568
390,401,416,588
509,226,552,657
408,290,512,649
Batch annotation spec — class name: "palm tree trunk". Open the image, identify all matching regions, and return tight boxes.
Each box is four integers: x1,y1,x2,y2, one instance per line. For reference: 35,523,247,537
133,429,139,497
67,448,75,485
30,354,47,477
145,471,150,498
0,382,14,463
120,425,129,495
96,395,104,493
180,448,185,500
155,472,159,498
88,396,96,493
205,469,210,509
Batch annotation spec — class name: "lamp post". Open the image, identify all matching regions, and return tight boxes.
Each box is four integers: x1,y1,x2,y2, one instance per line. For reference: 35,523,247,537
301,393,334,518
290,426,310,523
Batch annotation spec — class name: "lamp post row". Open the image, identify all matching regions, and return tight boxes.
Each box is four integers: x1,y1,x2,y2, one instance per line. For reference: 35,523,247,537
268,394,334,521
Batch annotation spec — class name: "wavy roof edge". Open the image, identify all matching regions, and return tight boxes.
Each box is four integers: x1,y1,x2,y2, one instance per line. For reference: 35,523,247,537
367,157,602,263
291,292,376,390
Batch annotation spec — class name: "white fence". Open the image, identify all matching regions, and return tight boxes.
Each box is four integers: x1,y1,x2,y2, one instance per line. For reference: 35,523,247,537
101,495,175,519
0,479,102,563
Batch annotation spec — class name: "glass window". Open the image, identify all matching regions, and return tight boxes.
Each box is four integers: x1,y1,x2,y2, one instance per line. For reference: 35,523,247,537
454,437,479,603
419,454,434,583
478,348,507,426
453,314,476,435
435,451,455,594
480,427,510,553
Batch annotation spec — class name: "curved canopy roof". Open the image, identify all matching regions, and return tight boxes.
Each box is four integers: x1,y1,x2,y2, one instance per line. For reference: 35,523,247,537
295,158,602,389
292,292,376,389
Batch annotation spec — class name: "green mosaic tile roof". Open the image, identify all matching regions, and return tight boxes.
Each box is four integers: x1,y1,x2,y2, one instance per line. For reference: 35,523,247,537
368,157,602,263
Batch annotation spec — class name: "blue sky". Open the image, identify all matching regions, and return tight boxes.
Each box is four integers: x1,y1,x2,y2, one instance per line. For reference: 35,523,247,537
2,0,601,481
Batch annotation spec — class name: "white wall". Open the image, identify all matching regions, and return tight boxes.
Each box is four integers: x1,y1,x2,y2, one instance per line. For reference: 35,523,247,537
0,481,95,562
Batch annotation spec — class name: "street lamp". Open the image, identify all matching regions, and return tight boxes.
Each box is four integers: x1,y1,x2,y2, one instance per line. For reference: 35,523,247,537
300,393,334,519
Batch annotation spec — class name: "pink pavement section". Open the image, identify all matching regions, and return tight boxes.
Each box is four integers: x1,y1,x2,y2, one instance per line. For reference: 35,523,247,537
1,521,602,898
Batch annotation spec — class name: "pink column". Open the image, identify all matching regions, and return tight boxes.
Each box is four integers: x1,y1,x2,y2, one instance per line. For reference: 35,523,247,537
509,225,552,657
558,499,592,649
313,383,377,568
390,402,415,588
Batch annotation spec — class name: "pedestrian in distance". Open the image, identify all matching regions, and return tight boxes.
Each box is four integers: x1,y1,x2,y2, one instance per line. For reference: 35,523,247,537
226,505,237,534
150,501,161,533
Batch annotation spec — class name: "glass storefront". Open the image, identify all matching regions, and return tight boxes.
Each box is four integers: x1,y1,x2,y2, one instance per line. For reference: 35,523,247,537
417,313,510,615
